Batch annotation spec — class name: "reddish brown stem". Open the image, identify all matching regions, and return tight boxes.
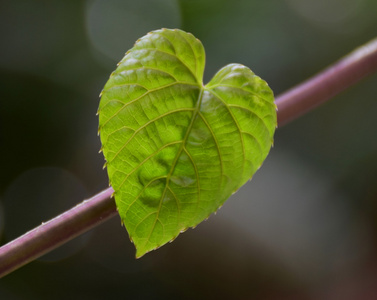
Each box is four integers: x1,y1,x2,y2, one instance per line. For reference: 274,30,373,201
0,187,116,277
1,37,377,278
275,38,377,125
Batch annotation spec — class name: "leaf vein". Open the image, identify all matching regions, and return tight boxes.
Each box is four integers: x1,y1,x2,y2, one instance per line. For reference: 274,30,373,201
101,81,194,129
123,175,168,217
131,48,197,83
211,84,274,106
241,131,263,157
207,89,246,178
183,147,201,220
102,125,135,146
197,112,224,185
227,104,271,133
116,140,183,191
116,66,179,82
176,30,198,80
108,108,194,164
167,186,180,227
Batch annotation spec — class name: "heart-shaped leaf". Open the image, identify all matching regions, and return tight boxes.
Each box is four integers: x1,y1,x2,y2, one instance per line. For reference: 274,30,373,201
98,29,276,257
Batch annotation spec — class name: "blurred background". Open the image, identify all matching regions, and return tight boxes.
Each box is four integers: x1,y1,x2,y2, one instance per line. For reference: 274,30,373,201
0,0,377,299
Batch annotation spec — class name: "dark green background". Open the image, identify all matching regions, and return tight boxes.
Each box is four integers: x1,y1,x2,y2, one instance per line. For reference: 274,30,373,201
1,1,377,299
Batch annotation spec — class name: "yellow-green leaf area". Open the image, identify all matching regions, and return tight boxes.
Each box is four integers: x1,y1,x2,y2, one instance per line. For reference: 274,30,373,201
98,29,277,257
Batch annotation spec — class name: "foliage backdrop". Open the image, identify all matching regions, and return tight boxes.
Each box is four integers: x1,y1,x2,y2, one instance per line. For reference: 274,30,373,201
1,0,377,299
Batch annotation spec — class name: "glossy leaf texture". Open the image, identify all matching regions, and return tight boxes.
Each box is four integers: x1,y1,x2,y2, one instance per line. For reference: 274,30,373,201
98,29,277,257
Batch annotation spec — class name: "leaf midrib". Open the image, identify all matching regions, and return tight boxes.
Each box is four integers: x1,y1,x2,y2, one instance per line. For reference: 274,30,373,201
142,86,205,250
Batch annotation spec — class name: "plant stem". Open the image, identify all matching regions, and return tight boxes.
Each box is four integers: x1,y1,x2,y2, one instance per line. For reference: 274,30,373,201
1,37,377,278
276,38,377,125
0,187,116,277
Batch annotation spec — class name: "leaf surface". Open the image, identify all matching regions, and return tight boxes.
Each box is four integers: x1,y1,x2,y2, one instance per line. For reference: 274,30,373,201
98,29,276,257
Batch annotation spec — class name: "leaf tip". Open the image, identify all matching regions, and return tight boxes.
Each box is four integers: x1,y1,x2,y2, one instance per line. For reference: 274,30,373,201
135,247,148,259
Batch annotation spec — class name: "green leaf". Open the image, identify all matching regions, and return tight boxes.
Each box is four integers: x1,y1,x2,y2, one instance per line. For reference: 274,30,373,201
98,28,277,257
